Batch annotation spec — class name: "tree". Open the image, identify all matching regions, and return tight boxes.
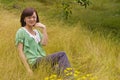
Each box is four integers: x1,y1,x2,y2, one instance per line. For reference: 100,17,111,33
61,0,91,19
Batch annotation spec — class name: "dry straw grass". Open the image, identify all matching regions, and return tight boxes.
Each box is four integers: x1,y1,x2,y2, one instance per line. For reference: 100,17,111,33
0,8,120,80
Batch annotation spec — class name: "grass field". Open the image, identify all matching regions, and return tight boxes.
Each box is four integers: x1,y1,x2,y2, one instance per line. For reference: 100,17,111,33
0,0,120,80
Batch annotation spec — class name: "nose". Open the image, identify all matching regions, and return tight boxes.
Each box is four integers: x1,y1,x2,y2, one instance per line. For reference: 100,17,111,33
30,18,34,21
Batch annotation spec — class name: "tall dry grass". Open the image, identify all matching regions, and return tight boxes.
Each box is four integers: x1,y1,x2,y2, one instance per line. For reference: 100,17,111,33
0,8,120,80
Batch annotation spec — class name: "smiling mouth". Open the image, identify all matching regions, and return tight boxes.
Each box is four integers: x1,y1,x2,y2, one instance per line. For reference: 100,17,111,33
29,22,36,26
29,21,35,24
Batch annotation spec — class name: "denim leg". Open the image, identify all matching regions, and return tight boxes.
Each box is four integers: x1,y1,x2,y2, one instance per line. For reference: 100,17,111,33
45,51,71,74
32,51,72,76
57,51,71,69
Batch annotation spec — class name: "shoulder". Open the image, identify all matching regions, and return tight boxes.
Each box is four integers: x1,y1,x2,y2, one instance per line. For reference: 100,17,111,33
15,27,25,46
16,27,24,33
15,27,26,38
16,27,25,34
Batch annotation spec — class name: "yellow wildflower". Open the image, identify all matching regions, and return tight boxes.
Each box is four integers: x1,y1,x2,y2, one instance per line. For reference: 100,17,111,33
66,68,72,71
77,78,81,80
81,76,86,79
50,74,57,79
57,79,62,80
86,74,92,77
69,72,73,75
74,71,80,74
74,73,78,77
44,77,49,80
66,73,70,76
64,70,68,73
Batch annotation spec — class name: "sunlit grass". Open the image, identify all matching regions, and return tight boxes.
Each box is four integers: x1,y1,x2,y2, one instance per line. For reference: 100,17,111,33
0,6,120,80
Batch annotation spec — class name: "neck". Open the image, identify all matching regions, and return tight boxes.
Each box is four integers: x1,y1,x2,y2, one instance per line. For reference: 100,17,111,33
24,25,33,32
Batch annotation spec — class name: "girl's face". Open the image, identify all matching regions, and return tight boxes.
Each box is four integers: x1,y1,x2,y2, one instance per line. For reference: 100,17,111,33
24,12,37,27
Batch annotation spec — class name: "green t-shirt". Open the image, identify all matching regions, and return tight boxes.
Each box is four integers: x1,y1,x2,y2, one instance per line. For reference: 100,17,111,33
15,27,46,66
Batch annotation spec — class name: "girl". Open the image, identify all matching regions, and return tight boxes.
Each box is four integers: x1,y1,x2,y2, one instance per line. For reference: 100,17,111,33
15,7,73,79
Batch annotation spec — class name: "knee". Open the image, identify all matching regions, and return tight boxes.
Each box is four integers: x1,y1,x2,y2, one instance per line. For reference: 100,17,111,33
60,51,66,56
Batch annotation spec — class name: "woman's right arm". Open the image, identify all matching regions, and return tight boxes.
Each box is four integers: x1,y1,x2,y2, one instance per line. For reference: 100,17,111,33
17,43,33,75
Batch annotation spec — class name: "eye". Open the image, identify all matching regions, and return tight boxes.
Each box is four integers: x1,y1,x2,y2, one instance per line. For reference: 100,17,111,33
27,16,31,19
32,16,36,19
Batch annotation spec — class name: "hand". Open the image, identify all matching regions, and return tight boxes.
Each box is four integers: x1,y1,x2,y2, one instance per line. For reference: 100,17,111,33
35,22,46,29
28,69,33,76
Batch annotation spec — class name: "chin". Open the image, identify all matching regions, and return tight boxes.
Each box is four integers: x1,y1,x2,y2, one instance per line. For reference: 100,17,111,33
28,24,34,27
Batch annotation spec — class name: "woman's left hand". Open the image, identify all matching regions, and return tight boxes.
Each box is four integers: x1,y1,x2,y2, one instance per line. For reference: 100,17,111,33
34,22,46,29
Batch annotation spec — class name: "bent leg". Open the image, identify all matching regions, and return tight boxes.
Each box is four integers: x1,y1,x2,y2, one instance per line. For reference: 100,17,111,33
45,51,72,76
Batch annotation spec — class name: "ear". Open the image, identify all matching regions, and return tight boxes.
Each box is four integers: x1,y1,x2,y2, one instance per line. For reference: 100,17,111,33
24,18,26,23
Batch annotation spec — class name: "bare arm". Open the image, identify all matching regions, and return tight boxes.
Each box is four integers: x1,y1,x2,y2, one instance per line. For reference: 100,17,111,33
41,27,48,46
35,23,48,46
17,43,33,75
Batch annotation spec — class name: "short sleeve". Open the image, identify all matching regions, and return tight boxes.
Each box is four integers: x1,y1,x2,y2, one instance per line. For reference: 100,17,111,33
15,29,24,46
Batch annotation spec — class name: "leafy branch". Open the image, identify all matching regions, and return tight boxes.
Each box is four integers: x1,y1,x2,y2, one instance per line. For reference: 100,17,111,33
61,0,91,19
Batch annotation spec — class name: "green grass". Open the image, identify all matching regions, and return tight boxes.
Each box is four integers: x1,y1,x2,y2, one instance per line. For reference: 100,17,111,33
0,0,120,80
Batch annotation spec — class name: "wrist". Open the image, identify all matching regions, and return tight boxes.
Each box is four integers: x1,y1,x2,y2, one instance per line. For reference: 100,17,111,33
42,26,46,31
27,68,32,72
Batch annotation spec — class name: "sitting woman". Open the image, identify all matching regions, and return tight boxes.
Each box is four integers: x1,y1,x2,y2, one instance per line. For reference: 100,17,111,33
15,7,74,79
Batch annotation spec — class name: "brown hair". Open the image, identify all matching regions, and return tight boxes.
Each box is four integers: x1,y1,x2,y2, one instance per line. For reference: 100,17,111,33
20,7,39,27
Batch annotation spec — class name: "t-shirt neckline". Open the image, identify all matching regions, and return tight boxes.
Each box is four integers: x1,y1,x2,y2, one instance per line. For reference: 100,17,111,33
22,27,40,43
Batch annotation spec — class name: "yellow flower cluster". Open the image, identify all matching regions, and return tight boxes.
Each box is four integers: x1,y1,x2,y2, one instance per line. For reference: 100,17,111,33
74,73,98,80
64,68,73,77
44,74,62,80
44,68,98,80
